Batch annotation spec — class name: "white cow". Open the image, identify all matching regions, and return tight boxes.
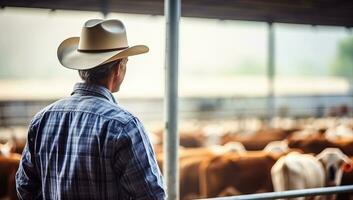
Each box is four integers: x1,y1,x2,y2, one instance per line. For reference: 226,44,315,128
0,140,14,157
263,140,289,154
271,148,352,200
325,124,353,141
209,141,246,155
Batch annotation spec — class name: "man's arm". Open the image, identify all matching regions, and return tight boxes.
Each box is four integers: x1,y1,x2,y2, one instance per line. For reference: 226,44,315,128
15,125,41,200
113,117,166,200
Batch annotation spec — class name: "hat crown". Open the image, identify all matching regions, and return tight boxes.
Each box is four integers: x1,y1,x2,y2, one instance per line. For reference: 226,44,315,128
78,19,128,51
57,18,148,70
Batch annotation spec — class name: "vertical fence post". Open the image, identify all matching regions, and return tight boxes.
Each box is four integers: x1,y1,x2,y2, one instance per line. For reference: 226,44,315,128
267,22,275,125
164,0,180,199
100,0,108,18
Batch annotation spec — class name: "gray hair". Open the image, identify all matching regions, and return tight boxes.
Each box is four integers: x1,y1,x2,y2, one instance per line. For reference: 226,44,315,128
78,60,121,84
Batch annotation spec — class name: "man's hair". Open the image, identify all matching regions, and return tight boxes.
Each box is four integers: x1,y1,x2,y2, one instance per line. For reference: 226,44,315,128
78,60,121,84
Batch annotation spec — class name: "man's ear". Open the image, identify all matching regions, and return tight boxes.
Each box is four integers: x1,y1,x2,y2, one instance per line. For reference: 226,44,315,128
113,62,121,78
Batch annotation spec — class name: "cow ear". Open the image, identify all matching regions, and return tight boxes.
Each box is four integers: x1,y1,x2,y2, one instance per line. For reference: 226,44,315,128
340,156,353,172
316,157,326,169
316,152,326,163
342,162,353,173
338,153,352,169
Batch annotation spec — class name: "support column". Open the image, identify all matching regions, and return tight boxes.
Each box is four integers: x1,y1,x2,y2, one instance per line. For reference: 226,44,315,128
164,0,180,199
267,22,275,125
100,0,108,18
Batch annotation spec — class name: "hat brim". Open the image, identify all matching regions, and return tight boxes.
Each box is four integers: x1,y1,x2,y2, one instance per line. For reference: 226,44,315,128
57,37,149,70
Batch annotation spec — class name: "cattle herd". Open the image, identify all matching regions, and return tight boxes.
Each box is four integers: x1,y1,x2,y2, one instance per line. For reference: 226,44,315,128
152,118,353,200
1,118,353,200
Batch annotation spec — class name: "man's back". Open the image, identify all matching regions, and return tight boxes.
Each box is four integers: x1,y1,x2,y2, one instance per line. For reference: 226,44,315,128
16,83,165,200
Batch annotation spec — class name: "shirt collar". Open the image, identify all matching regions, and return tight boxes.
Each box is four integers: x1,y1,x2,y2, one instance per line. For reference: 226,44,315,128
71,82,117,104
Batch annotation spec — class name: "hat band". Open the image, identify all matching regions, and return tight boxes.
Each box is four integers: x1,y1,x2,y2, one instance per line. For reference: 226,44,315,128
77,46,129,53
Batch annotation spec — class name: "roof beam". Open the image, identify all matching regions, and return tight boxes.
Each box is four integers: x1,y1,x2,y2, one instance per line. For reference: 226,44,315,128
1,0,353,27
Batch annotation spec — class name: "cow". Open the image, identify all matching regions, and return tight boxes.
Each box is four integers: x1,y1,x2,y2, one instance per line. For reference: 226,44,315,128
151,128,206,148
325,125,353,141
0,140,14,156
0,153,21,200
180,144,247,200
179,154,211,200
220,129,294,150
337,156,353,200
199,151,282,198
263,140,289,154
209,142,246,155
334,139,353,157
0,137,26,155
159,147,222,199
288,133,353,156
288,133,335,155
271,148,352,200
157,144,246,200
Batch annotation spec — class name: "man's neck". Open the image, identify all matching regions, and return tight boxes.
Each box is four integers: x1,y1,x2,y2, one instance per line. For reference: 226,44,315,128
85,81,113,92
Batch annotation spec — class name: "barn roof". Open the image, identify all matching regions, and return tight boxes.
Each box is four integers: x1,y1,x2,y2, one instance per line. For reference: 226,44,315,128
1,0,353,27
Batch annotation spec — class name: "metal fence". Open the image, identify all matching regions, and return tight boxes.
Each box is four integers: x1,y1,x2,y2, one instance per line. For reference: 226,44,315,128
1,94,353,127
198,185,353,200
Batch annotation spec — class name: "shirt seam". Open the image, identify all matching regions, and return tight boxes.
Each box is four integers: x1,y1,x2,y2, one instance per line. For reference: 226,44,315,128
72,82,116,103
72,90,115,104
37,109,133,124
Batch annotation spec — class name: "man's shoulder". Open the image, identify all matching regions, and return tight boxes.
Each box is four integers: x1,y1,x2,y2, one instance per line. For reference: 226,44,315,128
30,96,137,127
28,98,69,127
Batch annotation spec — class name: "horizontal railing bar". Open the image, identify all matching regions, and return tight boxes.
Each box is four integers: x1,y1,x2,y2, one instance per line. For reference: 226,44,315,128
198,185,353,200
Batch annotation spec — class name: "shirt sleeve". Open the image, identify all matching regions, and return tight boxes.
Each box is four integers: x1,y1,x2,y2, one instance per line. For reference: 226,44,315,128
112,117,166,200
15,124,42,200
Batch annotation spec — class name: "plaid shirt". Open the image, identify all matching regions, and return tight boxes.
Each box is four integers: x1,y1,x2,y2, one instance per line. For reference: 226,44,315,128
16,83,166,200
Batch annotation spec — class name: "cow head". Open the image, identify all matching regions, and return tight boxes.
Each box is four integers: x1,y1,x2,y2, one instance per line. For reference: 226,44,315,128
263,140,288,154
316,148,352,186
0,140,15,157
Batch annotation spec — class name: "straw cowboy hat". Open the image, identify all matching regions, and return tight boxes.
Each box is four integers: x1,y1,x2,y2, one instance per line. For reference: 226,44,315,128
57,19,149,70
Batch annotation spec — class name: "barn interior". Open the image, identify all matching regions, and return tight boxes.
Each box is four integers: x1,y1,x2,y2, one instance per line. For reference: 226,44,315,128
1,0,353,199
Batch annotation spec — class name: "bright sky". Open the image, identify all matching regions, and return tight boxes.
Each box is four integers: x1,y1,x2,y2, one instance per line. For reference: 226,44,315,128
0,7,352,99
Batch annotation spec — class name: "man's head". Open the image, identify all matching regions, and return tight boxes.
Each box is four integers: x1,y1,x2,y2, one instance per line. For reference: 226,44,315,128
57,19,148,91
78,58,128,92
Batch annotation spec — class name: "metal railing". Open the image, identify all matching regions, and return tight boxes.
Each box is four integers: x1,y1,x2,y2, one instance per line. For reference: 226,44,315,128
1,94,353,126
198,185,353,200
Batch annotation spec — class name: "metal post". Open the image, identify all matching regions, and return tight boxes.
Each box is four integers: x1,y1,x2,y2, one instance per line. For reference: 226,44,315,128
164,0,180,199
100,0,108,18
348,27,353,117
267,22,275,125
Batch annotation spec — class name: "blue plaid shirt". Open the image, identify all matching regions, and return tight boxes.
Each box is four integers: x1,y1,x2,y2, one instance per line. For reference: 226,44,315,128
16,83,166,200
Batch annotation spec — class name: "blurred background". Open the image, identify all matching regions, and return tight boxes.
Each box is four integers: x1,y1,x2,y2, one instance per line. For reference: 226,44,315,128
0,7,353,127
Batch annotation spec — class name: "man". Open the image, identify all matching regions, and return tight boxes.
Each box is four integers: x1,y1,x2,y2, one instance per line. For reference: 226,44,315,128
15,19,166,199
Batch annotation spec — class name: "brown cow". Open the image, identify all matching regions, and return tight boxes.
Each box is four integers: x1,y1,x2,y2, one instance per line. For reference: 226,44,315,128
156,147,214,200
179,155,211,200
12,138,26,155
199,151,282,198
0,153,21,200
220,129,293,150
179,144,247,200
158,146,246,200
152,129,206,148
157,146,233,172
288,133,353,156
288,133,334,155
335,139,353,156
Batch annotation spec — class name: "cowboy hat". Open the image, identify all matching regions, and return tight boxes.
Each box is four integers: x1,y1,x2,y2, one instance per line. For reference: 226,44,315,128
57,19,149,70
